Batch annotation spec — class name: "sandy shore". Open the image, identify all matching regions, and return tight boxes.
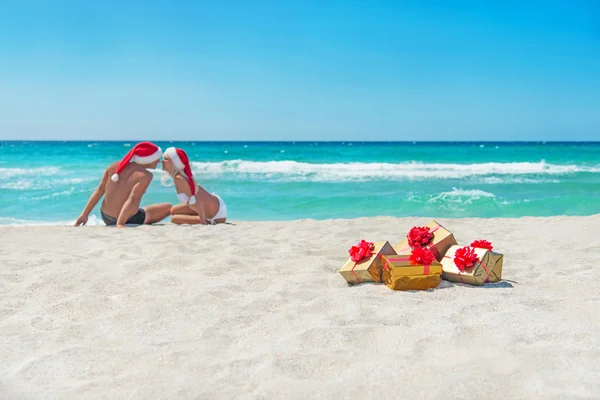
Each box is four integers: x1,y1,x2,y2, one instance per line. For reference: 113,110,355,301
1,216,599,399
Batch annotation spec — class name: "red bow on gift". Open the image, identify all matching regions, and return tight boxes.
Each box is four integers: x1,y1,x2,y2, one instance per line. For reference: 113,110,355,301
407,226,434,248
349,240,375,262
470,240,493,251
409,247,436,266
454,246,480,272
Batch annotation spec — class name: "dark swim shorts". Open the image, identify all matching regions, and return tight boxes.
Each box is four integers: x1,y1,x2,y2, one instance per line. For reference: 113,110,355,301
101,208,146,226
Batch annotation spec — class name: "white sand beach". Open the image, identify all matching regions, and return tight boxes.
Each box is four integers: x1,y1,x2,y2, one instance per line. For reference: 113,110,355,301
1,216,599,399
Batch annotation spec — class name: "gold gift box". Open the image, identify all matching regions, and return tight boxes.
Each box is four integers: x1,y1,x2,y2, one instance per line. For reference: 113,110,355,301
441,245,503,286
380,255,443,291
393,220,457,261
339,241,396,285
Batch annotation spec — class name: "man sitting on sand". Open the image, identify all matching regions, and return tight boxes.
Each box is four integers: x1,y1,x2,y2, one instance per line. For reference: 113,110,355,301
74,142,171,228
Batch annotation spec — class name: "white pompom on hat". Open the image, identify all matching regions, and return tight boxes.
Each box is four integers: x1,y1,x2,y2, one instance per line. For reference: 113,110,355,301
164,147,197,205
111,142,162,182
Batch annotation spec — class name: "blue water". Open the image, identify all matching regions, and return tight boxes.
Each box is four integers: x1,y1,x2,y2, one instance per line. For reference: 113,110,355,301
1,141,599,225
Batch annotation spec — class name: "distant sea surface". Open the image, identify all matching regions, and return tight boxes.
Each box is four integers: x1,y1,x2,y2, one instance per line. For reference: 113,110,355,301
1,141,599,225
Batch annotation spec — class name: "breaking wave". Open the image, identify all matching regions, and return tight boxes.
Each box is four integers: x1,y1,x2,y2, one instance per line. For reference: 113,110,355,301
428,188,496,204
190,160,599,181
0,166,61,179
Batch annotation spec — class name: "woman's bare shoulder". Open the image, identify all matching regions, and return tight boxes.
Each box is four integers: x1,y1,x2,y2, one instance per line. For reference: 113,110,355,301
173,174,192,194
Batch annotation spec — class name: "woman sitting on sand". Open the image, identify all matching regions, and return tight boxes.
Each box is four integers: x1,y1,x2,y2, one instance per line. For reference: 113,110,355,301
161,147,227,225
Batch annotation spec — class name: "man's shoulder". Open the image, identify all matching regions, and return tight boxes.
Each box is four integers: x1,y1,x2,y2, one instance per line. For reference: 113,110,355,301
122,164,154,181
136,167,154,181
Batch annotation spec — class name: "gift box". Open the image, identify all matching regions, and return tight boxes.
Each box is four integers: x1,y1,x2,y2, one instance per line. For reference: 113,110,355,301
380,251,443,291
393,220,457,261
339,241,396,285
441,245,503,286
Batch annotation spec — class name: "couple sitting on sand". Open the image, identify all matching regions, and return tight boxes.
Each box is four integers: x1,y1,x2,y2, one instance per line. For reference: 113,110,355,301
74,142,227,228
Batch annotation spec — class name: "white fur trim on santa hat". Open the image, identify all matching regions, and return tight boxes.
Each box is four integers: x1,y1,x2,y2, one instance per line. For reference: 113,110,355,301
111,147,162,182
132,148,162,165
164,147,185,170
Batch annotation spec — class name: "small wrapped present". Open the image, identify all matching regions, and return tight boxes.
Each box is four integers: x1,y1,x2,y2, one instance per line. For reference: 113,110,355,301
469,240,503,283
441,242,503,286
393,220,457,261
339,240,396,284
380,247,443,291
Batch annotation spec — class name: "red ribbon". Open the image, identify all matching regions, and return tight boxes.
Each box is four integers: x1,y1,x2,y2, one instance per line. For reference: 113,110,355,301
398,224,441,254
410,246,436,266
454,246,479,272
445,247,492,283
407,226,434,248
348,240,375,283
469,240,494,282
381,247,435,276
481,261,491,283
470,240,493,251
444,254,466,284
349,240,374,262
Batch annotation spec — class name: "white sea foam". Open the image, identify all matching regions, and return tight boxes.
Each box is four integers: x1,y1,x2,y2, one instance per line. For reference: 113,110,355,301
189,160,599,182
0,177,87,190
428,188,496,204
438,188,496,198
0,181,35,190
18,187,80,201
0,166,61,179
479,176,561,184
0,215,103,226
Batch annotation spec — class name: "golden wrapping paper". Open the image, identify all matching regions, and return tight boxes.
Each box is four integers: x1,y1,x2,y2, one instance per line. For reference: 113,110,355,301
441,245,503,286
393,220,457,261
488,251,503,283
339,241,396,285
380,255,443,291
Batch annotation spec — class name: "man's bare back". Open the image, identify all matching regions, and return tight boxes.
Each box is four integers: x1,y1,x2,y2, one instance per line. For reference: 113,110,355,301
74,142,171,228
102,161,153,219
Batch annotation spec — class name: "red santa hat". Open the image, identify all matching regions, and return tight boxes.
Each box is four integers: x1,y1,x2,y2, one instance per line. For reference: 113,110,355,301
111,142,162,182
164,147,197,205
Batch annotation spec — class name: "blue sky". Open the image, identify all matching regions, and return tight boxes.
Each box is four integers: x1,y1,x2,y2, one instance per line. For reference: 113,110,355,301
0,1,598,141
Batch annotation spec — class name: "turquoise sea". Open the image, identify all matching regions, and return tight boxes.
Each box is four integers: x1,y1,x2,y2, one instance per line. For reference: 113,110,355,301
0,141,599,225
